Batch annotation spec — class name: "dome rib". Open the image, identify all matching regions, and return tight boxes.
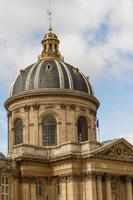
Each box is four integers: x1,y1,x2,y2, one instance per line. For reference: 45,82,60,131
25,62,39,91
60,61,74,90
34,60,44,90
54,60,65,89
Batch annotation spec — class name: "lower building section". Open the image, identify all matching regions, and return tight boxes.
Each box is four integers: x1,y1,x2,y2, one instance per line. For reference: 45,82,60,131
2,172,132,200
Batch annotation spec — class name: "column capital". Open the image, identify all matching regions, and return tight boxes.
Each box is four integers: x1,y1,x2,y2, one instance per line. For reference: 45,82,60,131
126,176,132,182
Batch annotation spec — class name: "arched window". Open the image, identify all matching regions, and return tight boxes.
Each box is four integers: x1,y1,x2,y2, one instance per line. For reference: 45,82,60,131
14,118,23,145
43,116,57,146
77,116,88,142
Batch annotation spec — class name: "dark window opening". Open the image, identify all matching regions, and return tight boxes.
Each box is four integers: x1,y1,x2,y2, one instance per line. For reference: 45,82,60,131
14,118,23,145
77,116,88,142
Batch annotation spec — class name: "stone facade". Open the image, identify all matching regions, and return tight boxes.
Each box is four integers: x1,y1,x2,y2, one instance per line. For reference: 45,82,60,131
0,27,133,200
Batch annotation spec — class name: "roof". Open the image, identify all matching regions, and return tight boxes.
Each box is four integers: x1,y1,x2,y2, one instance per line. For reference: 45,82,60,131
9,60,94,97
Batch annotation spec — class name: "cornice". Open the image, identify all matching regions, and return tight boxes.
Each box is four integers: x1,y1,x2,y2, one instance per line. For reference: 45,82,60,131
5,90,100,110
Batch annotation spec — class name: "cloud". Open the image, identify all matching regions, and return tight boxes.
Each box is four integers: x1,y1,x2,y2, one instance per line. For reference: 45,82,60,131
0,0,133,152
0,0,133,84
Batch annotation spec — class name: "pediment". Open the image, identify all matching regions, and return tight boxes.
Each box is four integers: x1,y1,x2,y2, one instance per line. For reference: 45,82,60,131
91,138,133,162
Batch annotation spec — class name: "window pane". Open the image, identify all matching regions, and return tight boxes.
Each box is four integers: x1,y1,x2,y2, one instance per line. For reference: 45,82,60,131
6,178,8,185
14,119,23,145
2,186,4,193
5,186,8,193
2,177,4,184
36,180,42,197
77,116,88,142
43,116,57,146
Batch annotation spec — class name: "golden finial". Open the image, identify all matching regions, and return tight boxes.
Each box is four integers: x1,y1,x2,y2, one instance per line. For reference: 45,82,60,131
38,0,64,61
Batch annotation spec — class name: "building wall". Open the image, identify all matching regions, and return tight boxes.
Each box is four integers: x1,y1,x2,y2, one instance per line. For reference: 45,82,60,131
7,94,98,158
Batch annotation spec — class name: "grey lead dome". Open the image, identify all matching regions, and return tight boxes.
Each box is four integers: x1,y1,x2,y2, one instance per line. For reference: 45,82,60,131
9,28,94,97
10,60,93,97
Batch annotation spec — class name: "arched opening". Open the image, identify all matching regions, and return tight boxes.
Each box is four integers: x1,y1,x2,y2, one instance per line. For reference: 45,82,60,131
14,118,23,145
43,116,57,146
48,43,52,53
77,116,88,142
44,44,46,52
55,44,57,52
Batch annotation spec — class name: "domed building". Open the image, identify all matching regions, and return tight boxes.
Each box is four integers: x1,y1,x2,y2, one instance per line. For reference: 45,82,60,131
0,26,133,200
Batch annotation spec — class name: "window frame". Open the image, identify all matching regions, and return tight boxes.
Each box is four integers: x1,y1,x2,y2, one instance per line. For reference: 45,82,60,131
14,118,23,145
42,115,57,146
36,179,43,197
77,116,88,142
1,176,9,200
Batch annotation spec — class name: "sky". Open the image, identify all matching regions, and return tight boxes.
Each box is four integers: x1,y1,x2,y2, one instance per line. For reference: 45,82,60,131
0,0,133,154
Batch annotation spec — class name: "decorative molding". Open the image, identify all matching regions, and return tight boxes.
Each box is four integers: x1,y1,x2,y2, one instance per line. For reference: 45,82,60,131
66,122,71,125
32,104,40,110
29,123,34,127
126,176,132,182
60,104,67,109
45,177,52,185
14,109,20,114
80,107,86,112
7,111,12,118
93,142,133,162
45,104,55,109
24,105,31,112
70,104,76,110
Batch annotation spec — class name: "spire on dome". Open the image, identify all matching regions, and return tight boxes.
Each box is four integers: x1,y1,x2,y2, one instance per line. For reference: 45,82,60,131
38,0,64,61
48,0,52,30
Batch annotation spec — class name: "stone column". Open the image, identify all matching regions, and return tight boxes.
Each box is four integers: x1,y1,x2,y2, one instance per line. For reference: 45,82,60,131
31,178,36,200
10,176,15,200
60,177,67,200
97,175,103,200
86,174,97,200
126,177,133,200
106,175,112,200
24,105,30,144
66,175,79,200
67,179,74,200
33,104,40,146
14,177,19,200
22,178,30,200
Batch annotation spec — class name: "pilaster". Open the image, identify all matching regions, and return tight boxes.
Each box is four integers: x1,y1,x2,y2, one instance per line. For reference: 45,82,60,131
126,177,133,200
86,174,97,200
31,178,36,200
106,175,112,200
97,175,103,200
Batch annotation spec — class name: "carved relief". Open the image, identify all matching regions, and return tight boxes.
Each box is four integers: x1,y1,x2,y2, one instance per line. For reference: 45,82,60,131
32,104,40,110
80,107,86,112
93,142,133,162
14,109,20,114
70,104,76,110
45,104,55,109
111,177,121,200
60,104,67,109
24,105,31,112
